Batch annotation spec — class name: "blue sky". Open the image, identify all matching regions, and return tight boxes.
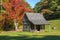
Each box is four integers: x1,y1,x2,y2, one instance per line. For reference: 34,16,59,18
25,0,40,8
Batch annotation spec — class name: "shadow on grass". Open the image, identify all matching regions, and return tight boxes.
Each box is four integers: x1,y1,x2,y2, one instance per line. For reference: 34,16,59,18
0,35,60,40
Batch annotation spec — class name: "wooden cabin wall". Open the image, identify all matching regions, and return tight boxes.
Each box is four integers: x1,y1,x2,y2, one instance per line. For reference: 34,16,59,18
22,15,31,31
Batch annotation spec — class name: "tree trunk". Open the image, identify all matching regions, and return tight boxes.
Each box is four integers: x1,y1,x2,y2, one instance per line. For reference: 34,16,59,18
14,19,18,31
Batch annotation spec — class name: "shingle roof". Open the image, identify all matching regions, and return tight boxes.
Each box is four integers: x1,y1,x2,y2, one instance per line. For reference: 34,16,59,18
25,13,50,25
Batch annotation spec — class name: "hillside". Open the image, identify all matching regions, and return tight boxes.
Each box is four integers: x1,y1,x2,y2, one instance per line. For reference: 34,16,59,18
45,19,60,31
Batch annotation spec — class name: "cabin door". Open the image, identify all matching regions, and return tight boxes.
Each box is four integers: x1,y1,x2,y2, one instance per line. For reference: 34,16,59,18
36,25,40,31
36,25,45,31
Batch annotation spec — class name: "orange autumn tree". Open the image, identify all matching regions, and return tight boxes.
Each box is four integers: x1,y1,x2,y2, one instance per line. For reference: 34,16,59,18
2,0,32,31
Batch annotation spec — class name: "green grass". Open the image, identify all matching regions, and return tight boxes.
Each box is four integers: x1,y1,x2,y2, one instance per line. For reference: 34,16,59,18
0,31,60,40
45,19,60,31
0,19,60,40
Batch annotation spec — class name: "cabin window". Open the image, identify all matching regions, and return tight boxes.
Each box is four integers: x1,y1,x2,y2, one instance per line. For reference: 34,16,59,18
30,25,34,30
24,24,30,28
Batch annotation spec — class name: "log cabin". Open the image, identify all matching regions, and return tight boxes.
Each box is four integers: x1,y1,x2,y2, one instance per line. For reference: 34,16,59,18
22,13,49,32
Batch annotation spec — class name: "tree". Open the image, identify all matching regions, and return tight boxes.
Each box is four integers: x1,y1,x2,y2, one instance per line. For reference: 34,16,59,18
33,2,41,13
34,0,60,20
2,0,32,31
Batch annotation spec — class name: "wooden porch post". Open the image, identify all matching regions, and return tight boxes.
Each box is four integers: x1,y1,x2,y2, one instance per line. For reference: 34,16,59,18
42,25,45,32
28,24,30,32
34,25,36,32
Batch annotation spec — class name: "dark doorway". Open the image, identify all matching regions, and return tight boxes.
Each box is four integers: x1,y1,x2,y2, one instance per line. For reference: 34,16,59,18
36,25,40,31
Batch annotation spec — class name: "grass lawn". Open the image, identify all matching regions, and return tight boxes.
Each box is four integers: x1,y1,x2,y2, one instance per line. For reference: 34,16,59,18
0,19,60,40
0,31,60,40
45,19,60,31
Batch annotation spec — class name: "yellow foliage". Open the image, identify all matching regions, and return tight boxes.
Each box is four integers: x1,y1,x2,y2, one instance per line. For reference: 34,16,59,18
2,0,8,3
41,9,54,14
0,14,4,21
57,5,60,10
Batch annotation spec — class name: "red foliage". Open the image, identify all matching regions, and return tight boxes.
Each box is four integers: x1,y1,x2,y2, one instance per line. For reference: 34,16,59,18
2,0,32,21
2,2,11,10
22,2,27,8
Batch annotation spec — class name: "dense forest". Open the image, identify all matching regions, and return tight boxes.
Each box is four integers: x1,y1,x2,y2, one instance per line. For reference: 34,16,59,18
33,0,60,20
0,0,60,31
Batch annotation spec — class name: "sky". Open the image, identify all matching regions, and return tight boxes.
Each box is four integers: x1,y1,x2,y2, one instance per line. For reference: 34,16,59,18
25,0,40,8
